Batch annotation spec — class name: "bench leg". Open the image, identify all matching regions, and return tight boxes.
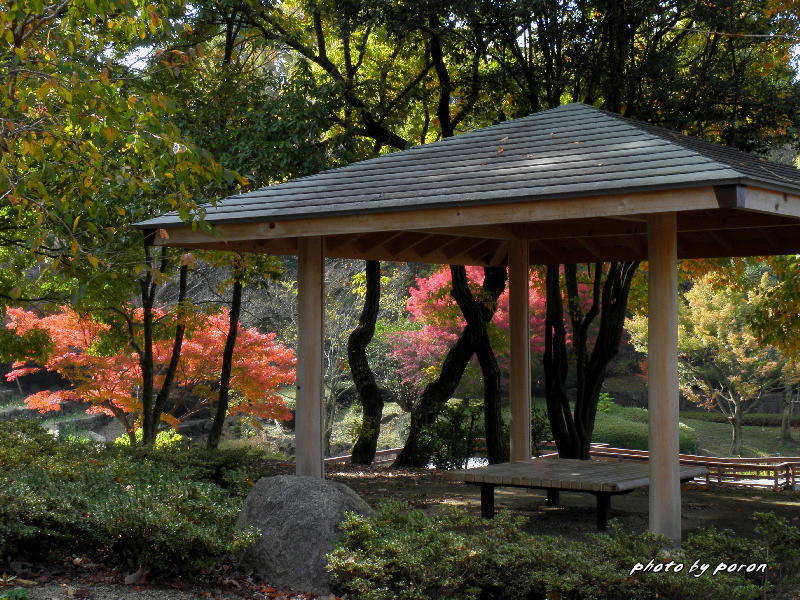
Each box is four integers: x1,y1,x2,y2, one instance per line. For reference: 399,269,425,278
546,488,560,506
595,493,611,530
480,484,495,518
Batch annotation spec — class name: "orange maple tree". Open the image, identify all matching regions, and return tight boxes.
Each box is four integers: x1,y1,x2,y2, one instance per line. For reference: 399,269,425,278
5,307,295,436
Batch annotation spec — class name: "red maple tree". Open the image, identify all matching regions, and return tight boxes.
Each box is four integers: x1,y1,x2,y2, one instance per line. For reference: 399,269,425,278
5,307,295,434
390,266,590,391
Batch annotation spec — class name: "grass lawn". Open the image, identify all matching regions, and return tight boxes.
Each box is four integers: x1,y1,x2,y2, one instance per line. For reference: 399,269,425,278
329,399,800,459
678,413,800,457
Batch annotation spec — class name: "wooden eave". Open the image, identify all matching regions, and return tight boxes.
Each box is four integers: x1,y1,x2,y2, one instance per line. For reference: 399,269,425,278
146,185,800,266
136,102,800,264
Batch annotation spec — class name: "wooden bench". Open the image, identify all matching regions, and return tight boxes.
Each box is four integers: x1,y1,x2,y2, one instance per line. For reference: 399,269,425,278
443,458,708,530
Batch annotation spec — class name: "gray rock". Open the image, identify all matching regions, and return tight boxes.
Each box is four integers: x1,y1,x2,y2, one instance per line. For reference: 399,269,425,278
176,418,212,437
83,431,107,442
0,405,38,422
51,413,112,439
236,474,374,595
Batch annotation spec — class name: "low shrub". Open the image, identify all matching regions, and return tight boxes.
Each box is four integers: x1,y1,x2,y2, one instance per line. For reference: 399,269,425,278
420,399,483,469
0,419,259,573
531,405,551,457
328,501,764,600
113,428,187,450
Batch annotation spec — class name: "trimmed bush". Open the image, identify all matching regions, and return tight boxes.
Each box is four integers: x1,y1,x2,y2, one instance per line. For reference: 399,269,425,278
593,410,699,453
328,502,765,600
0,419,259,572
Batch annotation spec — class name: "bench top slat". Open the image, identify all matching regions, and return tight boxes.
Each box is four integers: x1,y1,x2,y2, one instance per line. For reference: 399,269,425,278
442,458,708,492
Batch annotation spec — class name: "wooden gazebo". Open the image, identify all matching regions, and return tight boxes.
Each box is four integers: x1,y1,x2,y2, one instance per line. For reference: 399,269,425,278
137,103,800,541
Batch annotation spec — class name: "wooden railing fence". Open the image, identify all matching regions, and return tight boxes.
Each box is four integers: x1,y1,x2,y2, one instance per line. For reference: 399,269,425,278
541,444,799,491
325,443,799,491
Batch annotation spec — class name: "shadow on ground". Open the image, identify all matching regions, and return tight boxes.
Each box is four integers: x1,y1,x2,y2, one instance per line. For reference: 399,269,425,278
327,463,800,541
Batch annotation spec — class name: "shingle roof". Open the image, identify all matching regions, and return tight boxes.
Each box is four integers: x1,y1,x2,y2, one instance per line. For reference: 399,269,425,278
137,103,800,228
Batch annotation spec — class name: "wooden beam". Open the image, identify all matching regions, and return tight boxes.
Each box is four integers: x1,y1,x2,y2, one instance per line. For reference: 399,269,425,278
386,232,425,255
177,237,298,254
707,231,733,253
466,240,501,263
758,227,780,253
152,187,723,246
742,187,800,218
575,237,603,260
508,240,531,461
356,231,404,253
409,224,518,239
528,239,559,263
647,213,680,543
410,234,452,258
178,221,800,265
488,241,510,266
324,240,492,266
296,236,324,478
413,210,800,245
326,235,355,252
442,237,488,259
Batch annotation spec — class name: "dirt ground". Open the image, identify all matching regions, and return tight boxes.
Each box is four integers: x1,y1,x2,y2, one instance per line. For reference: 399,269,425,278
6,463,799,600
327,463,800,541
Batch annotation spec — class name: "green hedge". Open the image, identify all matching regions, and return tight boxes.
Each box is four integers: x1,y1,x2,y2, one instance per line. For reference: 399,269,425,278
0,419,260,572
328,502,800,600
680,411,800,428
593,409,699,453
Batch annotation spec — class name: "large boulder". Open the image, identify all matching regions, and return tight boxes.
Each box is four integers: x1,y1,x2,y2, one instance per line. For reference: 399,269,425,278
236,475,374,595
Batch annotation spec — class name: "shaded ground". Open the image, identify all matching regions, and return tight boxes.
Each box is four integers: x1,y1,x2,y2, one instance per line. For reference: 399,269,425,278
7,462,799,599
327,463,800,541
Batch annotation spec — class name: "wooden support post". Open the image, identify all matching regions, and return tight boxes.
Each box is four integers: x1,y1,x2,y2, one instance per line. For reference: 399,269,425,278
595,492,611,530
546,488,560,506
480,484,495,518
509,240,531,462
296,236,324,478
647,213,681,543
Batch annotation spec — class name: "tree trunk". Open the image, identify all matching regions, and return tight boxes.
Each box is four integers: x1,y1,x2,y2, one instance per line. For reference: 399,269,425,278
730,400,743,455
543,264,580,458
781,373,795,443
323,390,337,458
139,276,155,445
544,262,639,459
394,327,474,467
349,260,384,465
139,244,167,447
450,265,509,464
207,266,243,450
147,263,188,445
394,265,507,467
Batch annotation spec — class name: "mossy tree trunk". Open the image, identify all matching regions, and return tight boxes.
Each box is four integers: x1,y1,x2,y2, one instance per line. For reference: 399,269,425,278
349,260,384,465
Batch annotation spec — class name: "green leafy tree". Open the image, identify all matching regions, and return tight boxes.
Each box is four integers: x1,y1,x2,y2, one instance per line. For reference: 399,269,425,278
629,273,785,455
0,0,246,446
714,256,800,443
